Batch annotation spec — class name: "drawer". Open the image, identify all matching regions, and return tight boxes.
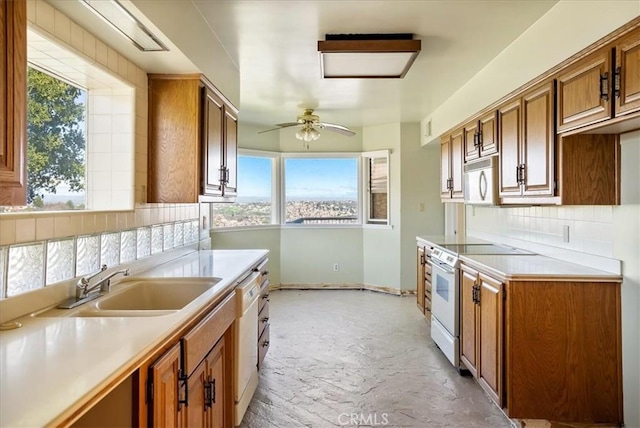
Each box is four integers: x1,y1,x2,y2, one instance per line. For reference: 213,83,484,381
255,258,269,284
181,291,236,376
258,299,269,337
424,263,432,275
258,323,270,368
424,296,432,316
259,287,270,313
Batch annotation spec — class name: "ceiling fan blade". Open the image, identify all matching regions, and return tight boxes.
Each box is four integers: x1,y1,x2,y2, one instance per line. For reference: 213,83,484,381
318,122,356,137
257,123,300,134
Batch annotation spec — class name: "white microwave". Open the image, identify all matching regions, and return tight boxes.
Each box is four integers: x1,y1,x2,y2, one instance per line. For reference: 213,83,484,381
464,157,498,205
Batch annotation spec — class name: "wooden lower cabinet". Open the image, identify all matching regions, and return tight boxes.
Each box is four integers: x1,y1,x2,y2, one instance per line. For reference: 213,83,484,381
460,262,623,424
257,261,270,369
417,247,425,312
459,265,503,404
148,343,183,427
144,291,236,427
416,244,433,318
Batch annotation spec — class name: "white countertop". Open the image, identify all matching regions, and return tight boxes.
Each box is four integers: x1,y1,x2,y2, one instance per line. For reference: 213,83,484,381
0,249,268,427
416,235,490,246
460,254,622,282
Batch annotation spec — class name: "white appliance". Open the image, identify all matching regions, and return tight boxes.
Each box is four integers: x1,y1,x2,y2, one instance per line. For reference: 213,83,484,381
429,244,534,372
464,156,498,205
234,271,261,426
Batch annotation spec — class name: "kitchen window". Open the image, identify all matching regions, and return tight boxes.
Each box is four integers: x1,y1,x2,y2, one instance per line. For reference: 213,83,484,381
282,155,359,225
362,150,390,225
0,28,135,213
211,151,278,227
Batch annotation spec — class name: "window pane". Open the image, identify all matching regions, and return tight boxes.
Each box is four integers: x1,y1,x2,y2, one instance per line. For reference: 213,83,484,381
369,157,388,221
0,67,87,213
285,158,358,224
212,156,273,227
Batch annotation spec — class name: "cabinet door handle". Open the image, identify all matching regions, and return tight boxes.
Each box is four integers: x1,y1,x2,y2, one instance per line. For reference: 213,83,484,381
477,120,483,148
262,340,270,347
520,164,526,185
600,72,609,101
614,66,621,99
177,370,188,407
219,167,226,184
515,165,521,184
205,378,216,407
472,285,477,304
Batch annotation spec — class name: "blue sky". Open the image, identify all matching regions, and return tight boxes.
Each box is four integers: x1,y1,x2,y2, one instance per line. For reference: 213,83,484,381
238,156,358,201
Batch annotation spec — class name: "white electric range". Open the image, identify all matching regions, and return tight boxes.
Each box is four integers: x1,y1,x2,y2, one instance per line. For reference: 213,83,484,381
429,243,534,372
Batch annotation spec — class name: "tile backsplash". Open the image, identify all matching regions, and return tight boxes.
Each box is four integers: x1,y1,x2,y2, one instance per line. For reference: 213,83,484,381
467,205,615,258
0,218,201,299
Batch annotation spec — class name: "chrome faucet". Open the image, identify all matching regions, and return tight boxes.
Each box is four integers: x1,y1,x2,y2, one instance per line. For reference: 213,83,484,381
75,265,130,299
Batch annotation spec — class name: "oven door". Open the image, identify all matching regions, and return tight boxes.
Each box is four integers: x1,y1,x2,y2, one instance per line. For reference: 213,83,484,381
430,260,458,337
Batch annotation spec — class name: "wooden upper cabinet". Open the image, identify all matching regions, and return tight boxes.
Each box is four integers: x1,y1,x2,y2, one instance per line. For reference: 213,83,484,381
450,129,464,200
478,112,498,157
614,28,640,117
440,135,451,199
0,0,27,206
557,48,612,132
464,121,480,162
148,76,201,203
464,112,498,162
522,81,555,197
498,99,522,198
148,74,238,203
222,108,238,198
202,88,224,198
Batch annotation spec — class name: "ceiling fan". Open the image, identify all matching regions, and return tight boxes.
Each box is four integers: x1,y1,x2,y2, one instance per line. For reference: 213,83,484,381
258,109,355,148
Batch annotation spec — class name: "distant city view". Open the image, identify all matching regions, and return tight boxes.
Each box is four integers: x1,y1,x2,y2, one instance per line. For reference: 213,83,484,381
211,156,359,227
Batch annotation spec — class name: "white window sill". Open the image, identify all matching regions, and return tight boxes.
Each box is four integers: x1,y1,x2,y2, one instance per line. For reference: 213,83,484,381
210,223,394,232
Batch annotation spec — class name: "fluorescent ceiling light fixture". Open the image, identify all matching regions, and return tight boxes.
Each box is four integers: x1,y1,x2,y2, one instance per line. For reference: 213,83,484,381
80,0,168,52
318,34,421,78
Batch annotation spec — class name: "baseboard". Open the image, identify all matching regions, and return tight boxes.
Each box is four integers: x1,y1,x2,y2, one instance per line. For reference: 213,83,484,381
270,283,411,296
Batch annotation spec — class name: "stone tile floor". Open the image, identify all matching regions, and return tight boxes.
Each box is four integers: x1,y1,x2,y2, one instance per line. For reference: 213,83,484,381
239,289,512,428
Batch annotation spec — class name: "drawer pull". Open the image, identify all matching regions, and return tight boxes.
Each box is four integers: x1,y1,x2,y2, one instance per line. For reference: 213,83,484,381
262,294,269,300
262,340,270,347
263,270,269,275
261,317,269,323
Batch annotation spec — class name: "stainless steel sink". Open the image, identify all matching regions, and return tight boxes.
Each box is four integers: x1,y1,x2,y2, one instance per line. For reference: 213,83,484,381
37,277,221,317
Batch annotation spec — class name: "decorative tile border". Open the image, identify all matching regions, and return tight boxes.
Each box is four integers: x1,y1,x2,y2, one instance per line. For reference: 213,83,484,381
0,220,200,299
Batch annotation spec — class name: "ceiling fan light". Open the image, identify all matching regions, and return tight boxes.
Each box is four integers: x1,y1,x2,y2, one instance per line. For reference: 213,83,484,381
295,129,306,140
310,128,321,140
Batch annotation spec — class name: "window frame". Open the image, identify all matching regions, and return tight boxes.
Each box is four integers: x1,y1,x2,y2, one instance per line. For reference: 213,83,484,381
280,152,362,228
209,149,280,230
362,150,391,227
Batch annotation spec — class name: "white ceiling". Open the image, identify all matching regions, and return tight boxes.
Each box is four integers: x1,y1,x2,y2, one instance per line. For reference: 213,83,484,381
49,0,559,130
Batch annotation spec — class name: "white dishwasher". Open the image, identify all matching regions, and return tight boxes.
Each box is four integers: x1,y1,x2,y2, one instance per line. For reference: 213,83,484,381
234,271,261,426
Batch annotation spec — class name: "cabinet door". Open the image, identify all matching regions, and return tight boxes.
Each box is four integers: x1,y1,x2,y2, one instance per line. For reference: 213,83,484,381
186,360,207,428
478,274,503,406
202,88,224,197
0,0,27,206
522,81,555,197
417,247,425,312
450,129,464,200
557,48,612,132
440,135,451,199
614,29,640,116
148,77,201,203
498,100,522,198
206,339,225,428
479,111,498,157
222,108,238,197
464,121,480,162
460,267,478,377
149,343,183,427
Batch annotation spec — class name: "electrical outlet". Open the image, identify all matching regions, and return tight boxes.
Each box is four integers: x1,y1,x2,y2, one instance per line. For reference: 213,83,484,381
563,225,570,243
333,263,339,272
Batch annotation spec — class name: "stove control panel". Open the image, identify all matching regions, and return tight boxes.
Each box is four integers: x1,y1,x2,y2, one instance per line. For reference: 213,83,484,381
431,247,458,269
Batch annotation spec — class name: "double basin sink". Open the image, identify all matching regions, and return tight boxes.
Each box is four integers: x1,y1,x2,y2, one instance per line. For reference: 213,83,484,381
38,277,222,318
